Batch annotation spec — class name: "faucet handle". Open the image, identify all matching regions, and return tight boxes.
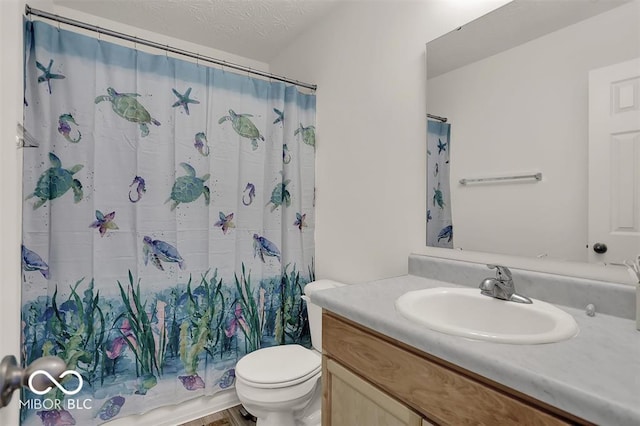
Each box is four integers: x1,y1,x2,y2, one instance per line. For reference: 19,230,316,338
487,264,512,281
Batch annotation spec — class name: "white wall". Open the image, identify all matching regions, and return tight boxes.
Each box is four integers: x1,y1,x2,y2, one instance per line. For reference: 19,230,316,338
428,1,640,262
0,2,268,424
270,0,509,284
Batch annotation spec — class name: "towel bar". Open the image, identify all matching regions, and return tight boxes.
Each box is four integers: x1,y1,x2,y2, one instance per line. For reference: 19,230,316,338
459,172,542,185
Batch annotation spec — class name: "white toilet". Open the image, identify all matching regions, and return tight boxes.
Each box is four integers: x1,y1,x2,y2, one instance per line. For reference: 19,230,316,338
235,280,344,426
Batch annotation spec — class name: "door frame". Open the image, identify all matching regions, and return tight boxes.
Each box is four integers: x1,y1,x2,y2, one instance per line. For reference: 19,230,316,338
0,0,24,425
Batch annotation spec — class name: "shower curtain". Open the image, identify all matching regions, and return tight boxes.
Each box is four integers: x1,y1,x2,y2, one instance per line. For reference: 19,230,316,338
21,20,316,426
426,120,453,248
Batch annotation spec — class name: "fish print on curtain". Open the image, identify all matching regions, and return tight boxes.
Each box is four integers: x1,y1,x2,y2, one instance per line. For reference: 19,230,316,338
21,20,316,426
426,120,453,248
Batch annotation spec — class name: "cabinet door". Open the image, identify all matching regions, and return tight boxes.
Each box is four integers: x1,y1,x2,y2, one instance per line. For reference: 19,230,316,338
325,358,423,426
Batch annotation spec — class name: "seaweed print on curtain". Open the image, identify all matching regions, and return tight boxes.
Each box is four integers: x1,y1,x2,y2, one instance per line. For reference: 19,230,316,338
21,21,316,426
426,120,453,248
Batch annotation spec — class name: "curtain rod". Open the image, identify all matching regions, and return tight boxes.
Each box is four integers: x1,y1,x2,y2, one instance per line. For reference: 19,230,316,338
427,113,447,123
24,5,317,91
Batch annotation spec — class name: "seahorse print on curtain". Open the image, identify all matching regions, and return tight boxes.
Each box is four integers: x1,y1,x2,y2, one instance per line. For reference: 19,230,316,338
21,20,316,425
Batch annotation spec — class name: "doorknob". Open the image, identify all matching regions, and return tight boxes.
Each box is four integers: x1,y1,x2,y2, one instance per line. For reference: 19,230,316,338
592,243,608,254
0,355,67,408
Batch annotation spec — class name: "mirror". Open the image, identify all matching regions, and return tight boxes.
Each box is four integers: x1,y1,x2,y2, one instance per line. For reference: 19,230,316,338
426,0,640,264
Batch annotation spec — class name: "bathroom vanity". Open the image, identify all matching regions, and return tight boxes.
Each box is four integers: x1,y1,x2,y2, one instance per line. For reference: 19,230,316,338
322,312,583,425
313,255,640,426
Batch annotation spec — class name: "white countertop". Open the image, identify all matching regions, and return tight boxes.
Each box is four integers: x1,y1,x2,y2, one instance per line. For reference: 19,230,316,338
311,275,640,426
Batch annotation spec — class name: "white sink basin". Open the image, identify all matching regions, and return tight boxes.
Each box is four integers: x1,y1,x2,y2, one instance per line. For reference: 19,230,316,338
395,287,579,344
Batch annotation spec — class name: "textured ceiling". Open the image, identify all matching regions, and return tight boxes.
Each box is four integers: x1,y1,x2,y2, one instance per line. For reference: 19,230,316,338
53,0,342,63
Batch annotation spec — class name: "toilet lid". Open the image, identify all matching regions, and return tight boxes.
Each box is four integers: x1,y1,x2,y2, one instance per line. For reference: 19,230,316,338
236,345,321,388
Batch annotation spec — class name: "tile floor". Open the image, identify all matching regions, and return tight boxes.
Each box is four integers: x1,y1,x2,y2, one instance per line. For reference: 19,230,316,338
179,405,256,426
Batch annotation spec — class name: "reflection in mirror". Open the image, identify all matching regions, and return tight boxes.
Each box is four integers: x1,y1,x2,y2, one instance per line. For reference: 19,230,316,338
426,0,640,264
426,120,452,248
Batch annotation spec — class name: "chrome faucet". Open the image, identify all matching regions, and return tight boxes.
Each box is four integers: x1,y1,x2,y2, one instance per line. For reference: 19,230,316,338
479,264,532,304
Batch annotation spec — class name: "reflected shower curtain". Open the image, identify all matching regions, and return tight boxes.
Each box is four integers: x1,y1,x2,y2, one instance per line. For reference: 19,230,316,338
426,120,453,248
21,21,315,425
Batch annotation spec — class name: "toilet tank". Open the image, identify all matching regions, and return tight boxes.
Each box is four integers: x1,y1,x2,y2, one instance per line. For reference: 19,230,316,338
302,280,345,352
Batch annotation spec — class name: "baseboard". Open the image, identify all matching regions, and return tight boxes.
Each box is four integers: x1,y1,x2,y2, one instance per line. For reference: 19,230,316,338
106,390,240,426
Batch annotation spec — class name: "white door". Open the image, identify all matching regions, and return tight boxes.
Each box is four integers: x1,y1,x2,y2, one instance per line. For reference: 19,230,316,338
588,58,640,263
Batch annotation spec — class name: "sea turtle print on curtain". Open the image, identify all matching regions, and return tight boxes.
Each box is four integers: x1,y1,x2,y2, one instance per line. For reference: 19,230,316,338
21,20,316,426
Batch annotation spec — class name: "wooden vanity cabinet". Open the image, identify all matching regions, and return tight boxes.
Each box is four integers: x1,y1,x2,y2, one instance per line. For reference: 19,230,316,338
321,312,591,426
324,358,425,426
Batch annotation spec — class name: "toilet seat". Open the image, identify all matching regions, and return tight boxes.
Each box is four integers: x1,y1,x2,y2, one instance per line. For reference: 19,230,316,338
236,345,321,389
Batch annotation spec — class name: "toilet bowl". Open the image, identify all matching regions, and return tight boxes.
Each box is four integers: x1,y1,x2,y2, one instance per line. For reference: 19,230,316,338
234,280,344,426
